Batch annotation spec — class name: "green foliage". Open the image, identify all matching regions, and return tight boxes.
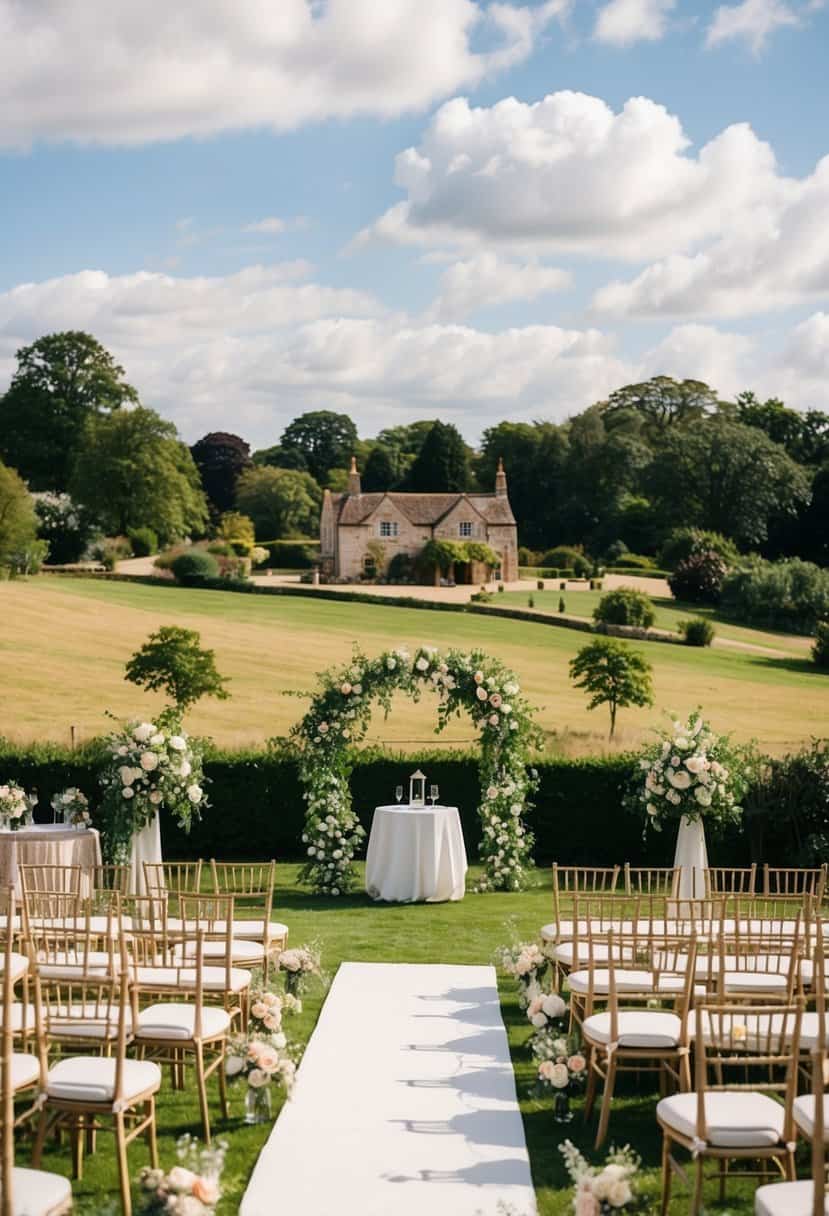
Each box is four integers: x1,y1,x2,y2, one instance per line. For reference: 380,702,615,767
405,421,470,492
0,460,40,571
679,617,716,647
419,539,499,574
519,546,541,566
189,432,251,520
91,535,132,571
236,466,322,539
658,527,740,571
70,406,208,543
216,511,255,547
34,492,98,564
0,331,138,491
569,638,654,738
125,624,230,710
734,392,829,466
611,552,656,571
541,546,590,577
746,741,829,865
668,551,728,604
813,622,829,669
471,588,494,603
604,540,629,564
721,557,829,635
280,410,358,483
170,550,220,584
593,588,656,629
261,539,319,569
127,526,158,557
361,444,400,492
602,376,719,437
386,552,414,583
559,597,565,613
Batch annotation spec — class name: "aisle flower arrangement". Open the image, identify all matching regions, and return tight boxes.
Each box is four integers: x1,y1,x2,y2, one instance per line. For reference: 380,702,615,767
249,983,303,1032
497,937,555,1008
97,709,208,862
0,780,31,830
632,711,750,835
293,645,539,895
559,1140,641,1212
51,787,91,827
225,1033,297,1123
138,1133,227,1214
277,944,322,997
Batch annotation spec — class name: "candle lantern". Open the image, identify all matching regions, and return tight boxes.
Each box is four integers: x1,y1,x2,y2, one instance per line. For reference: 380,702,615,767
409,770,426,808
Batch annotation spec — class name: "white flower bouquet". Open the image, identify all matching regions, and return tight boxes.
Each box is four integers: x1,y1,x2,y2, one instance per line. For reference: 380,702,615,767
0,781,33,831
559,1140,641,1213
98,710,208,862
248,985,302,1034
137,1133,227,1215
633,711,749,834
51,787,91,828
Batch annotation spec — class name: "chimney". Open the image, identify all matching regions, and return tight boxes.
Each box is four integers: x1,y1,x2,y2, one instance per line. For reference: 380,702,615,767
495,456,507,498
347,455,361,496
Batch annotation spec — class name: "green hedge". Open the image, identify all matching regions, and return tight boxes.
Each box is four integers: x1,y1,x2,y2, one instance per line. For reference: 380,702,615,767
604,566,671,579
0,742,748,867
259,540,320,569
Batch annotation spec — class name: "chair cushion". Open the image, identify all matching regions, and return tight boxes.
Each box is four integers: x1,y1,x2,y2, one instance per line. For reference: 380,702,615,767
11,1052,40,1091
135,1003,232,1041
231,920,288,942
173,939,265,964
10,1167,72,1216
133,965,250,993
46,1056,161,1104
3,1004,40,1034
657,1091,785,1148
687,1009,803,1052
47,1004,132,1041
568,968,698,996
793,1094,829,1142
38,950,119,980
722,971,790,994
755,1180,829,1216
0,952,29,983
583,1010,682,1049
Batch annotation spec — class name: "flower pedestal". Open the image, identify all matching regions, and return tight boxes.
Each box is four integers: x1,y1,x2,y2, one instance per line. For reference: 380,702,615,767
244,1084,272,1125
553,1091,573,1124
673,815,709,899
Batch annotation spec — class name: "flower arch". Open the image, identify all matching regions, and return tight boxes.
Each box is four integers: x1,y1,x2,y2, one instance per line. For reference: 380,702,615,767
292,646,539,896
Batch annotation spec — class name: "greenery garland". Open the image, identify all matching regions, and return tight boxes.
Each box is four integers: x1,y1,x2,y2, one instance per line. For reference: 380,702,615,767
98,707,208,863
292,645,540,895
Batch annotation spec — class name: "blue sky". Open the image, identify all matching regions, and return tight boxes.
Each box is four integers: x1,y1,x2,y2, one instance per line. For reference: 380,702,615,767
1,0,827,447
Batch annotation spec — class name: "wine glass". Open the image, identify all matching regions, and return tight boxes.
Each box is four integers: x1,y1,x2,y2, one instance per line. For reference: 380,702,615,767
395,785,404,805
430,784,439,807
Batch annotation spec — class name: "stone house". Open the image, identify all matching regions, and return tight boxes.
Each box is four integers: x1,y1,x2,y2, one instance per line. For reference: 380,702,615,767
319,458,518,583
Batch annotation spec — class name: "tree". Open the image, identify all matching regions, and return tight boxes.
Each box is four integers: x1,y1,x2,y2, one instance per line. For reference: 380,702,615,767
569,638,654,739
125,625,229,711
190,432,251,521
733,392,829,466
362,444,399,492
70,406,208,543
235,466,321,538
32,492,98,564
0,460,39,569
602,376,719,439
0,331,138,491
405,421,470,492
645,417,811,548
252,445,309,472
280,411,358,483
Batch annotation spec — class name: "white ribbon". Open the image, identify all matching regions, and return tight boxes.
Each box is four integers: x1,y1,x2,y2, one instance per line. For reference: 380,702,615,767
690,1136,707,1159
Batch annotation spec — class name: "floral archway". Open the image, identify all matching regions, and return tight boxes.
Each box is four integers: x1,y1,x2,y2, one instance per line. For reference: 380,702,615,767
291,646,540,896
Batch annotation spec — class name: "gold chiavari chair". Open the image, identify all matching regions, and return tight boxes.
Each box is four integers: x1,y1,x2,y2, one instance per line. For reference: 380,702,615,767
657,999,804,1215
209,860,287,982
550,891,639,985
169,893,266,982
19,865,82,897
22,891,120,994
714,930,803,1003
624,865,680,897
1,888,72,1216
764,865,827,903
541,864,621,947
755,1047,827,1216
142,861,202,905
583,932,698,1149
92,865,131,896
704,865,757,897
131,929,230,1144
32,936,160,1216
0,888,46,1134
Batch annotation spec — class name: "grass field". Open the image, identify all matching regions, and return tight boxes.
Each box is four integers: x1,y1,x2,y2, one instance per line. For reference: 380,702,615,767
35,864,778,1215
1,576,825,754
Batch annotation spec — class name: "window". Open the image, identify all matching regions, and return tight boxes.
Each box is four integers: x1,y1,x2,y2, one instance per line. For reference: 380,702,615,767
458,521,474,538
379,521,398,538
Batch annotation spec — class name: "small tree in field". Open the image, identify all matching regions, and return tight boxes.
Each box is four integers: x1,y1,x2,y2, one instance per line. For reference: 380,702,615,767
569,638,654,739
125,626,230,711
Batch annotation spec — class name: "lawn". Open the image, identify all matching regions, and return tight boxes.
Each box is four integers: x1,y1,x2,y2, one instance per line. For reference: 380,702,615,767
42,864,779,1215
1,576,825,754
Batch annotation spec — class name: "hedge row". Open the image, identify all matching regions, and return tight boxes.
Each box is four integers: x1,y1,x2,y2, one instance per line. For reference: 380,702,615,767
0,743,750,867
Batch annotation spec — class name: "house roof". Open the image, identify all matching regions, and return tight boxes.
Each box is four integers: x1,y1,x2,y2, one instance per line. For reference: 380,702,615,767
331,490,516,527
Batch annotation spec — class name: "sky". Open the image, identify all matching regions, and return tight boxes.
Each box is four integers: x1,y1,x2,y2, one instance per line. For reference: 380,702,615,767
1,0,828,449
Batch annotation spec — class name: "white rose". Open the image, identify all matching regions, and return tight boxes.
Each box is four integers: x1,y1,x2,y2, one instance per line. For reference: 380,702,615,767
549,1062,570,1088
149,791,162,804
169,736,186,751
502,704,512,714
475,686,488,701
685,755,707,774
473,671,484,684
119,766,133,785
248,1068,268,1089
386,657,396,670
668,769,691,790
646,802,658,816
489,714,499,726
530,1012,547,1028
353,683,362,694
179,760,192,778
489,692,502,707
140,751,159,772
694,786,712,807
486,786,498,800
542,993,566,1019
167,1165,198,1193
187,784,202,803
416,657,429,671
319,722,329,733
608,1180,632,1207
340,682,352,695
150,733,164,746
132,723,155,742
122,787,134,799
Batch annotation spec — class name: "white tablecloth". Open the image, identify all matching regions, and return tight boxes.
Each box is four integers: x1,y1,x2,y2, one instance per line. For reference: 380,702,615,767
128,813,163,895
0,824,102,895
365,805,467,903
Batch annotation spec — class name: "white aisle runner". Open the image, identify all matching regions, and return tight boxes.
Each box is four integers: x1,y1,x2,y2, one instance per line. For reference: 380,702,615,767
241,962,538,1216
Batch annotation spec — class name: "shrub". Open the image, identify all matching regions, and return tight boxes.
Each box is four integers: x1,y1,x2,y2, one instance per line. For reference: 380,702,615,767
470,588,493,603
559,597,566,613
720,558,829,635
659,527,739,572
229,539,252,557
604,540,629,564
528,595,535,608
541,546,591,577
207,541,234,557
170,550,220,584
91,535,133,571
216,511,255,548
679,617,716,647
387,552,414,583
537,580,544,591
813,622,829,669
518,546,540,566
593,587,656,629
669,551,728,605
612,553,656,571
498,583,505,592
34,492,98,564
127,527,158,557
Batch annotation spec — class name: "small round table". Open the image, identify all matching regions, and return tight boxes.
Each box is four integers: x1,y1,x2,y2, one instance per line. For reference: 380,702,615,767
0,823,102,895
365,805,468,903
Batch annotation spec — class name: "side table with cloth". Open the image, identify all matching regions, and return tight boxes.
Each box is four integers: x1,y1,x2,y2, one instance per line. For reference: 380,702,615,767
365,805,467,903
0,824,102,895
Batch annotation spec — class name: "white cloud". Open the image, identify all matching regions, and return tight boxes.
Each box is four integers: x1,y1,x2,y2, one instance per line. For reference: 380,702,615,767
0,0,567,149
641,324,755,396
243,218,286,235
426,253,571,320
356,91,785,260
706,0,799,52
594,0,675,46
